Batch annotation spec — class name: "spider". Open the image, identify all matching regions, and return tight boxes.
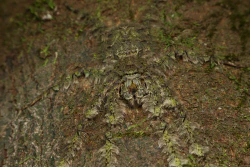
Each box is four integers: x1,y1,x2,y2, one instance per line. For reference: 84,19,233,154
82,24,209,167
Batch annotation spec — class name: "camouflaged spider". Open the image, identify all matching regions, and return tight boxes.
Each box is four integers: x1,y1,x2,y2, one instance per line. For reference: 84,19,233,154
83,24,209,167
85,25,178,119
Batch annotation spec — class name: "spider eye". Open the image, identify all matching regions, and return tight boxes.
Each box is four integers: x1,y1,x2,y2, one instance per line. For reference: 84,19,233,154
136,89,144,98
123,92,133,100
125,79,132,87
119,74,147,104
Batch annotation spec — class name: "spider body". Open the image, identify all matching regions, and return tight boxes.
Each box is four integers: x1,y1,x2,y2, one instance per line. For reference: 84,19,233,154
83,24,209,166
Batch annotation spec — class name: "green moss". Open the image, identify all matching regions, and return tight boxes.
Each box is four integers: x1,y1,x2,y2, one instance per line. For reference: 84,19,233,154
96,6,102,21
57,159,65,167
127,118,147,130
47,0,55,9
43,58,49,66
28,0,55,21
182,36,196,48
158,29,173,49
115,130,146,138
40,45,50,58
19,156,35,165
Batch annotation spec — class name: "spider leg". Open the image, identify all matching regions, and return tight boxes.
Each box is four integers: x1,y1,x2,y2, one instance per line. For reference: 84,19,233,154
140,70,178,118
97,132,120,167
96,80,127,166
84,69,120,119
104,81,127,126
158,116,209,167
140,71,209,166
